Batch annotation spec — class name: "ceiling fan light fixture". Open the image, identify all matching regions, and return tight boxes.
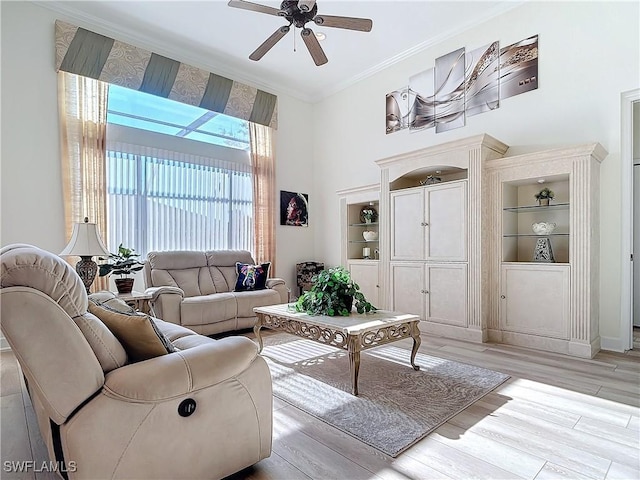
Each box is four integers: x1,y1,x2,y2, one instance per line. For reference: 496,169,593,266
228,0,372,65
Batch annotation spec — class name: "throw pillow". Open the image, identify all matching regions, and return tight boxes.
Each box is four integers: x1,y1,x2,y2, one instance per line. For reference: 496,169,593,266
87,303,175,362
234,262,270,292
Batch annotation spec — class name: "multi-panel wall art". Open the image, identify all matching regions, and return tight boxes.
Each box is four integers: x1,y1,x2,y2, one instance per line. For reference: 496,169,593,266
386,34,538,135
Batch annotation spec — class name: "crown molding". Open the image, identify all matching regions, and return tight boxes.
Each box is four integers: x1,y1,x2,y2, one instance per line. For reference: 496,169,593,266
33,1,317,103
314,1,527,101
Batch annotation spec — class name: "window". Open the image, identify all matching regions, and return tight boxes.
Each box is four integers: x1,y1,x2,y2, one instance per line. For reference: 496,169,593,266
105,86,253,256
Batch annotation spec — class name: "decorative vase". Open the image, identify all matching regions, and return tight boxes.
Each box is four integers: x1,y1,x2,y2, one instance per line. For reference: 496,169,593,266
538,198,550,206
115,278,134,294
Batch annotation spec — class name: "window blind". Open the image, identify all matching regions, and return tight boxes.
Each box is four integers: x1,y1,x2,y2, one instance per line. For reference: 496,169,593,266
106,141,253,256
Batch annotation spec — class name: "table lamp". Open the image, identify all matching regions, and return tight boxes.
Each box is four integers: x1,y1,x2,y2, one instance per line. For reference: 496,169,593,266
60,217,110,293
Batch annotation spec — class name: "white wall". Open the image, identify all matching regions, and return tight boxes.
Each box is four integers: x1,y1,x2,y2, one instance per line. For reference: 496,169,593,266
2,1,639,345
0,1,314,292
312,1,639,344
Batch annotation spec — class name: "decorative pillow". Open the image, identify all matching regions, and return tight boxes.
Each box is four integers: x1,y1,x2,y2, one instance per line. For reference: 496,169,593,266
234,262,270,292
87,303,175,363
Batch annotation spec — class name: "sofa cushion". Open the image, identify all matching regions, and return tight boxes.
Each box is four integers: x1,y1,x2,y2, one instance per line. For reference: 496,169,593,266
88,303,175,362
180,293,237,327
153,318,198,343
234,262,270,292
232,288,281,318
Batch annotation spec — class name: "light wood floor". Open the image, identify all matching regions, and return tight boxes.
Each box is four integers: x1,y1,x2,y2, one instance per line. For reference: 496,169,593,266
2,331,639,480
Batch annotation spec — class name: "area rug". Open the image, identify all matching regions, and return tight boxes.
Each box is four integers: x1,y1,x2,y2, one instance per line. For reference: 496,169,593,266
261,333,510,457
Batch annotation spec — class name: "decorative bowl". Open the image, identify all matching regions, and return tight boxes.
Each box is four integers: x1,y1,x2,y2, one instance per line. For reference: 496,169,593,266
362,231,379,241
532,222,556,235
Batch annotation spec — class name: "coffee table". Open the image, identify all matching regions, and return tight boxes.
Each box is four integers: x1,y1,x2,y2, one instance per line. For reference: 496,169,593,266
253,304,421,396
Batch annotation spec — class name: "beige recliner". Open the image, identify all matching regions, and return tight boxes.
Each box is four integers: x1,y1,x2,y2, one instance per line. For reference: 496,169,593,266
0,244,272,480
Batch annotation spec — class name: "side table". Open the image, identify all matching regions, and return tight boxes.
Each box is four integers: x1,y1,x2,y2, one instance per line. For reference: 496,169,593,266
115,291,153,315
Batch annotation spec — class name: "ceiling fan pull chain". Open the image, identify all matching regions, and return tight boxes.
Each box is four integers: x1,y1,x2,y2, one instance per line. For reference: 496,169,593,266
293,27,297,52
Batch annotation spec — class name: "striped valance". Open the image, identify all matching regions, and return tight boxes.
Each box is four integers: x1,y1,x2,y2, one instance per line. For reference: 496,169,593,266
55,20,278,129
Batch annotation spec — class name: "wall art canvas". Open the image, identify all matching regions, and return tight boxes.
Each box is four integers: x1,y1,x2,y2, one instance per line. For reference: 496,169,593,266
465,41,500,117
386,87,410,134
499,34,539,100
280,191,309,227
435,47,466,133
408,68,435,132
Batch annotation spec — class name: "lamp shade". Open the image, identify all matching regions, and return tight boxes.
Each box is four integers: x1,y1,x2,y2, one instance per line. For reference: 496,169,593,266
60,218,110,257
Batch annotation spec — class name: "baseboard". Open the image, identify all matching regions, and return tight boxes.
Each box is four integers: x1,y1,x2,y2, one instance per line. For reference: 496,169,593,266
600,335,627,353
420,321,486,343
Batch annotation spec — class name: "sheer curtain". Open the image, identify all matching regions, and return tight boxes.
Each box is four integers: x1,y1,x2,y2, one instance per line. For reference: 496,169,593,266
58,72,109,292
249,123,276,272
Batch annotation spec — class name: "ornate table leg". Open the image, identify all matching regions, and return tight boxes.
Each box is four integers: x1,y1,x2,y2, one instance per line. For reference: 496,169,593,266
410,321,421,371
348,336,361,396
254,315,264,353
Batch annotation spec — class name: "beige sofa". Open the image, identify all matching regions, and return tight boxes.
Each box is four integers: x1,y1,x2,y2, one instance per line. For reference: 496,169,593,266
0,244,273,480
144,250,287,335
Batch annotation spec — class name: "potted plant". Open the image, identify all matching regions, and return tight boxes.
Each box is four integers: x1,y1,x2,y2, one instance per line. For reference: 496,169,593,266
534,187,555,206
295,266,376,316
98,243,144,294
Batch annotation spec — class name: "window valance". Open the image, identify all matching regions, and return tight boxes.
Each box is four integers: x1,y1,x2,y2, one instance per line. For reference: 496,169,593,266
55,20,278,129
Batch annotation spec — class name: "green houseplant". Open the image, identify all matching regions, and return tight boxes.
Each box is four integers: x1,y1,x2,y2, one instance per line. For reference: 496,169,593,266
534,187,555,205
295,266,376,316
98,243,144,294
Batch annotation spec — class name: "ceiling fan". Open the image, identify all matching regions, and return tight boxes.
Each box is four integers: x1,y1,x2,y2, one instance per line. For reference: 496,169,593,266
228,0,373,66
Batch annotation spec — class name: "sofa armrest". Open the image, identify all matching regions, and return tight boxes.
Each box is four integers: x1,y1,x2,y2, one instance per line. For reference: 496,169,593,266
103,336,259,402
145,286,183,324
266,278,285,288
266,278,288,303
145,286,184,300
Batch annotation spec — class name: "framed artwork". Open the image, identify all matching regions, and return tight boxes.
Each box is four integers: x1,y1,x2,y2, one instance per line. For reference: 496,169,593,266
435,47,466,133
499,34,539,100
386,87,410,134
408,68,435,132
465,41,500,117
280,191,309,227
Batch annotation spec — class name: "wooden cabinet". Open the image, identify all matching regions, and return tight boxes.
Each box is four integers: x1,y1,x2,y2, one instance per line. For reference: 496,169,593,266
391,180,466,262
348,261,379,307
500,264,569,339
486,143,606,357
390,262,467,326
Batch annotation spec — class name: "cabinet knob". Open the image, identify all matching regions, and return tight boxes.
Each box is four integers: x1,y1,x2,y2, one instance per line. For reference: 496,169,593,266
500,295,506,299
420,222,429,226
425,290,429,294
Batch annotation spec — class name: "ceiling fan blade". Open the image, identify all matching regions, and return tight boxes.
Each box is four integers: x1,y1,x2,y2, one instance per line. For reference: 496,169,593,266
249,26,290,61
227,0,282,16
297,0,316,12
314,15,373,32
301,28,328,66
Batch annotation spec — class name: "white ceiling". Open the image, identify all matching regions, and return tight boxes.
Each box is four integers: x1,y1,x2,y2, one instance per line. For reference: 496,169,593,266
42,1,522,102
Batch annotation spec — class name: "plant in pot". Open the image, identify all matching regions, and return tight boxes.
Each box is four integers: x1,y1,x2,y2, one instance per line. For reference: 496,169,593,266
98,243,144,294
534,187,555,206
294,266,376,316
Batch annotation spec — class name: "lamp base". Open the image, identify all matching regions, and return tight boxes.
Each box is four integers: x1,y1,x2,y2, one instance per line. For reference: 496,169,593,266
76,256,97,293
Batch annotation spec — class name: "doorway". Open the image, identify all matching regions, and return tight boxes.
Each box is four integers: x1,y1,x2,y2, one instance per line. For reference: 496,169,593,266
622,88,640,351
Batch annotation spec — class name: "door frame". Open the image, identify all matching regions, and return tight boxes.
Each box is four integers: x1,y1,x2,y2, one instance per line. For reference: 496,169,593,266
621,88,639,351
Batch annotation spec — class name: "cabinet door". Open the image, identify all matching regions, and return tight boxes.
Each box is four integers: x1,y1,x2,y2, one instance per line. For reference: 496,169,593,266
426,181,467,261
391,189,424,261
348,262,379,307
499,264,570,339
390,262,425,318
425,263,467,326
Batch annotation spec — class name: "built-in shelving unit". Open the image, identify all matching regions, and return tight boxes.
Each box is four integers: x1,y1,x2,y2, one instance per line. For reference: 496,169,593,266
486,143,607,358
